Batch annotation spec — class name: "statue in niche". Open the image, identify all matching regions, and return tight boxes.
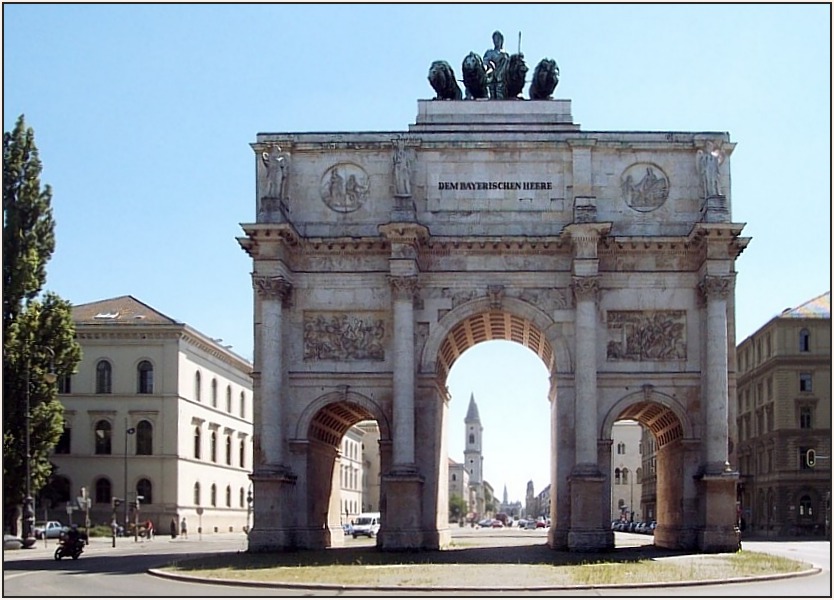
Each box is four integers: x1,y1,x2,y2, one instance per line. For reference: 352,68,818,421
428,60,462,100
529,58,560,100
261,144,290,200
696,140,725,198
392,136,412,196
462,52,489,100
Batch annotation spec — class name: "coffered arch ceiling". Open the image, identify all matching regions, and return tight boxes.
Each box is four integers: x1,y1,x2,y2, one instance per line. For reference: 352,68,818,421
308,402,375,449
617,402,683,448
436,311,554,383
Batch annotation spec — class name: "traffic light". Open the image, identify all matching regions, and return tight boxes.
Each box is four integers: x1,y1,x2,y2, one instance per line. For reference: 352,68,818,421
806,449,816,468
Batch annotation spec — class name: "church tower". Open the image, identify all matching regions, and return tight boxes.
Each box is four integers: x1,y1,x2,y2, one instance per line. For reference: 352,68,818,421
464,392,483,484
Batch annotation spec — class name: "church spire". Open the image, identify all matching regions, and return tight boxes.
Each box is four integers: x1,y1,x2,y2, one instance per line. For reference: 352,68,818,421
465,392,481,423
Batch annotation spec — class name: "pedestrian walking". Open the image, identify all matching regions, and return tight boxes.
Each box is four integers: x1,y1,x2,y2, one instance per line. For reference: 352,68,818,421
169,518,177,539
180,517,188,539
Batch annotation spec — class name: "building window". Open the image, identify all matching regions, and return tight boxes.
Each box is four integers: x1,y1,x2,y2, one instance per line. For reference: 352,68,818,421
136,478,152,504
194,482,201,505
799,495,813,518
622,468,629,484
617,442,626,455
468,434,474,444
55,427,71,454
193,426,201,459
800,407,813,429
58,374,72,394
211,484,217,507
800,372,813,392
452,473,457,481
240,392,246,418
211,378,218,407
226,386,232,413
210,431,218,462
137,360,153,394
614,468,621,485
800,447,813,470
239,439,246,468
226,485,232,507
194,371,202,402
239,487,245,508
225,435,232,465
131,419,151,455
94,478,112,504
96,360,112,394
94,420,112,454
636,467,643,484
800,329,810,352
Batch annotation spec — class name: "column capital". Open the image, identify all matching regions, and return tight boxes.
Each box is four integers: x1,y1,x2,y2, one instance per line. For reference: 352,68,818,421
571,275,600,302
699,275,733,301
389,275,419,301
253,274,293,304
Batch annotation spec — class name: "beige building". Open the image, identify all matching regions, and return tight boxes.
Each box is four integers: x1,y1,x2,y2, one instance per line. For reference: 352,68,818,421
610,420,643,522
48,296,254,535
736,291,831,537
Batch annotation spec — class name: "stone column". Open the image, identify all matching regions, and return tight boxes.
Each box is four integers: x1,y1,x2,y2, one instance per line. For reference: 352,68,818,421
389,275,418,467
572,275,600,467
253,274,292,467
700,275,732,473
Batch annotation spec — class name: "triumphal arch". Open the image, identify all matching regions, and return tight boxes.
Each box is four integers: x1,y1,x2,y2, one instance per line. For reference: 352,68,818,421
239,39,749,554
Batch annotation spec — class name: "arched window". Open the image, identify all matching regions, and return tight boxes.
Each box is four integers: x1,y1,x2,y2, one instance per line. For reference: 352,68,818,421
240,391,246,418
137,360,153,394
799,495,814,518
226,385,232,413
239,439,246,468
193,426,201,459
210,484,217,507
468,434,474,444
636,467,643,484
225,435,232,465
136,478,153,504
239,487,245,508
617,442,626,455
452,473,457,481
194,371,202,402
800,329,811,352
193,482,201,505
96,360,112,394
94,420,112,454
622,468,629,484
614,468,621,485
136,420,153,455
211,378,218,407
95,478,112,504
225,485,232,507
210,431,217,463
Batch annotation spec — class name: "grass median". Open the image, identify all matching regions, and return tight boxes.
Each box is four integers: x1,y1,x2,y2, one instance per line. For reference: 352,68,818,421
160,543,809,588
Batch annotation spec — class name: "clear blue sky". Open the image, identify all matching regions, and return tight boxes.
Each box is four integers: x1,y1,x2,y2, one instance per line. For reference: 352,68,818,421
4,4,830,505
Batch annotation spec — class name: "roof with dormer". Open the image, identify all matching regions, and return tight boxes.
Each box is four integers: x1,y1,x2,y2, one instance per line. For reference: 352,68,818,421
72,295,181,325
465,392,481,423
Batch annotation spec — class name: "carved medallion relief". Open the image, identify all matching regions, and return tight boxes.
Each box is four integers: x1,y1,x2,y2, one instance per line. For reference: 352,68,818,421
320,163,370,213
606,310,686,361
620,163,669,212
303,312,386,361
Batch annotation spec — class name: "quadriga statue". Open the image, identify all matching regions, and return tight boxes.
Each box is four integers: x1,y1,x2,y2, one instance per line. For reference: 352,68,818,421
529,58,560,100
428,60,462,101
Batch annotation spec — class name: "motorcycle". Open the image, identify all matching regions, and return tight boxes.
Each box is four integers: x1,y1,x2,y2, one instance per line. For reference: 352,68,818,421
54,535,85,560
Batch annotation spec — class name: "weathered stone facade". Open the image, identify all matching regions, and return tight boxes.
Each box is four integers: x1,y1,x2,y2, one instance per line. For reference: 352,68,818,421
239,99,749,553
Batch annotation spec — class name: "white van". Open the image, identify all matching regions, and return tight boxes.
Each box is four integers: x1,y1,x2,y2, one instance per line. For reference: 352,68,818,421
351,512,381,538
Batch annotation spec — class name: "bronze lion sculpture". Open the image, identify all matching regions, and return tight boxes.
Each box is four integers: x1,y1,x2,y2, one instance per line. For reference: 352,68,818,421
461,52,488,100
504,53,529,99
428,60,462,101
529,58,560,100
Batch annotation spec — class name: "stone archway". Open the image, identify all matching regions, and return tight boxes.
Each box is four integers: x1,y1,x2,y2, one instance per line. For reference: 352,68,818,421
240,99,748,554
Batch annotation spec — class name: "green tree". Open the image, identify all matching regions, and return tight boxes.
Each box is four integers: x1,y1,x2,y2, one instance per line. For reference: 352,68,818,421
3,115,81,534
449,493,467,522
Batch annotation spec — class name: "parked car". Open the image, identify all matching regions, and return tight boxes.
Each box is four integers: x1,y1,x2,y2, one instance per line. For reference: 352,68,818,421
524,519,537,530
491,519,504,528
33,521,64,539
535,518,547,529
477,518,493,528
351,512,381,538
342,523,353,535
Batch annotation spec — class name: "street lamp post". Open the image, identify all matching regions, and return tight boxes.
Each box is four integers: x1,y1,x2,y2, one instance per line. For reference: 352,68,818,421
246,486,253,534
22,348,56,548
123,420,135,529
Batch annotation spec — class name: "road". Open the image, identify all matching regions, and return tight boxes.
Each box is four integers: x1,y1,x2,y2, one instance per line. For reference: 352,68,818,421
2,530,829,597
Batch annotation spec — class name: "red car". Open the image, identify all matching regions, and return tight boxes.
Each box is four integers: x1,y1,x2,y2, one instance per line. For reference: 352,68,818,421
491,519,504,528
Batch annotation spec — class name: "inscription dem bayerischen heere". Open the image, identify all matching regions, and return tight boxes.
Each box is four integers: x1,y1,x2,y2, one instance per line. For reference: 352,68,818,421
438,180,553,191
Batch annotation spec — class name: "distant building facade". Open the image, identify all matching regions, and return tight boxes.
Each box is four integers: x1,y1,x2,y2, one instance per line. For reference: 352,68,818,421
48,296,254,534
736,292,831,538
610,420,643,522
